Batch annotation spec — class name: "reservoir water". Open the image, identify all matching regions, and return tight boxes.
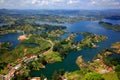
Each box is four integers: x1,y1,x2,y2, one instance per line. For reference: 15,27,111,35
0,23,7,27
0,20,120,79
0,33,21,49
30,20,120,78
102,19,120,24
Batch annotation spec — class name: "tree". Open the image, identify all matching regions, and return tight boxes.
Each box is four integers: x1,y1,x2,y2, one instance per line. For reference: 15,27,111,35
53,43,63,52
80,68,91,75
58,69,65,76
52,70,60,80
115,65,120,72
52,69,65,80
115,65,120,79
85,72,104,80
13,74,28,80
40,74,46,80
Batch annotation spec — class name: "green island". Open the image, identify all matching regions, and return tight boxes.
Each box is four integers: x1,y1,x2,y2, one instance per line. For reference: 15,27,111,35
61,42,120,80
99,21,120,31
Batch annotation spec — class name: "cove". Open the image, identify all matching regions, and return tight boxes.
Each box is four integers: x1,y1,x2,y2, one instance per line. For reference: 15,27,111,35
0,33,21,49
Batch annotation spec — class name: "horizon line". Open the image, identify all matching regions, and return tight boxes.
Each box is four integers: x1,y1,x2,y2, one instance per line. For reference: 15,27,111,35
0,8,120,11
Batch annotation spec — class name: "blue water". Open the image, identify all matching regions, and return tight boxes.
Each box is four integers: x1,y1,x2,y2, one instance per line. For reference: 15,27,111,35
57,32,70,40
107,54,120,61
0,23,7,27
0,20,120,79
0,33,21,49
74,34,83,42
102,19,120,24
30,20,120,78
68,21,120,45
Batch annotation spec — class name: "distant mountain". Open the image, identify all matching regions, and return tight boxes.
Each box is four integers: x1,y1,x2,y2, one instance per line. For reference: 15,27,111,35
0,9,9,14
0,9,120,18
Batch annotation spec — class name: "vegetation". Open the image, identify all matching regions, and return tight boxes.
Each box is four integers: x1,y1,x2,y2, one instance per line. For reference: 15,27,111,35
40,30,67,40
97,42,120,67
103,72,119,80
64,70,84,80
111,42,120,54
13,73,29,80
1,12,119,80
63,70,104,80
76,32,107,49
44,51,62,63
0,31,107,79
53,39,72,58
0,42,11,52
52,32,107,59
115,65,120,80
35,24,66,32
52,69,65,80
85,72,104,80
0,35,51,74
64,42,120,80
99,21,120,31
26,60,45,70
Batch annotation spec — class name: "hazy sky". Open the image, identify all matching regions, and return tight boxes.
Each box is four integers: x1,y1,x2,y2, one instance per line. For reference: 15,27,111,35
0,0,120,10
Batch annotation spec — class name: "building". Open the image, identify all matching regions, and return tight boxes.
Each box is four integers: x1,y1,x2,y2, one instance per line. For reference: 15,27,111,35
30,77,41,80
18,35,28,41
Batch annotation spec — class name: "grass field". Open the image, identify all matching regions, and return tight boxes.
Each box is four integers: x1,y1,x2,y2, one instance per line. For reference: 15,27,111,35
103,72,119,80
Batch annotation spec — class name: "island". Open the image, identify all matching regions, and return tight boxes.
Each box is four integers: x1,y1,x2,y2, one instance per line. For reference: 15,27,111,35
99,21,120,31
